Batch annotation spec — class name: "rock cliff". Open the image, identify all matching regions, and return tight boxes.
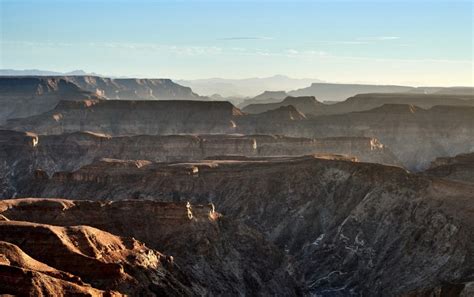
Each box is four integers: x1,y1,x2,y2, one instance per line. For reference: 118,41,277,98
0,130,401,197
6,156,474,296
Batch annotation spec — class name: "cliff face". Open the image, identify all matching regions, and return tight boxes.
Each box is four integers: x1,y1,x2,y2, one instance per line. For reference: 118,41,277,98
0,130,401,197
9,156,474,296
0,77,102,124
424,152,474,183
63,76,205,100
0,198,301,296
4,99,242,135
300,105,474,170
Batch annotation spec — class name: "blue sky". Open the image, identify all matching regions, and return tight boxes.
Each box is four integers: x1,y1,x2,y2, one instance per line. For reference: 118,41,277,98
1,0,472,86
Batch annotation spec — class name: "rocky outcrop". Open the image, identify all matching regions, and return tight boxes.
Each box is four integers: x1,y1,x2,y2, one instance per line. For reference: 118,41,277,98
0,77,102,124
424,152,474,183
0,199,301,296
9,156,474,296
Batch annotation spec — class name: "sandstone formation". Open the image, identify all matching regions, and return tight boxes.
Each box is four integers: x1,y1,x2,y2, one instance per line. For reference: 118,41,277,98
0,77,102,124
0,199,300,296
6,156,474,296
424,152,474,183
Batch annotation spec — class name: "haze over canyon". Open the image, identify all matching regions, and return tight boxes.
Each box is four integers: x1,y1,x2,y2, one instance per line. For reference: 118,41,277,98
0,0,473,296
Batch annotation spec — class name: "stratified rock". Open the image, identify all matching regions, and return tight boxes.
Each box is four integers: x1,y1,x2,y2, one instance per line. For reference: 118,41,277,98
0,129,401,198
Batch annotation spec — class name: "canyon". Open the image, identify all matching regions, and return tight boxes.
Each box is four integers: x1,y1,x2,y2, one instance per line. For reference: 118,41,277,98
0,76,473,296
3,99,473,170
1,155,473,296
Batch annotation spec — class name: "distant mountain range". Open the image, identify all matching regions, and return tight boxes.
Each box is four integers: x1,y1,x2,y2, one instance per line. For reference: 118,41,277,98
177,75,324,97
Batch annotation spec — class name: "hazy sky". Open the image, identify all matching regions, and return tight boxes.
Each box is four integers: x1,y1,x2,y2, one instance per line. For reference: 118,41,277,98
1,0,472,86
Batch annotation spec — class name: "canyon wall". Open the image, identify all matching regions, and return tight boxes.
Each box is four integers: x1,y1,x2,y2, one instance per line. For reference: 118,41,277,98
9,156,473,296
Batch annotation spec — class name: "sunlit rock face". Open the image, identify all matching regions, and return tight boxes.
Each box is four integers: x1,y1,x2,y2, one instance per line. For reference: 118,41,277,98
0,198,301,296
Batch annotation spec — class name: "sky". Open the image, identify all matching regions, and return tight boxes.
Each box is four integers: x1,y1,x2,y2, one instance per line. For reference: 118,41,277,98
0,0,472,86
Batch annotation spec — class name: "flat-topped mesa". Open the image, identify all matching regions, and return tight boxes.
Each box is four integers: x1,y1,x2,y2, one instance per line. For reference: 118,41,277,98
0,77,103,124
5,99,243,135
61,76,206,100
